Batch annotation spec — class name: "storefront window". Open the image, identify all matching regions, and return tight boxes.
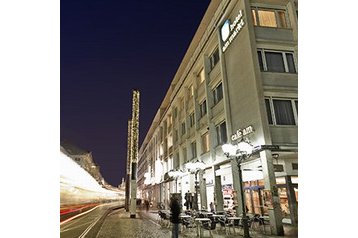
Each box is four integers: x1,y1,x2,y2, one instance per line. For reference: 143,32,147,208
276,177,286,184
278,187,290,218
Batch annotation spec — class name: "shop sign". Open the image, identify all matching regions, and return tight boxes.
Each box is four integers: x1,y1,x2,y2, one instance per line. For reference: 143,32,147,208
221,10,245,53
231,125,254,141
253,144,280,152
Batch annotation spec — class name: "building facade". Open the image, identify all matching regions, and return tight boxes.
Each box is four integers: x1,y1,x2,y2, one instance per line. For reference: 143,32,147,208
138,0,298,235
61,140,105,185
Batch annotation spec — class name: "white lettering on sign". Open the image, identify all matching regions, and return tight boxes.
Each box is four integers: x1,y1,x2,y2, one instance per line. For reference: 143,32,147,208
221,10,245,53
231,125,254,141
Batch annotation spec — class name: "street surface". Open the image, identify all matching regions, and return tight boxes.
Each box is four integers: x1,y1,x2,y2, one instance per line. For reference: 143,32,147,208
61,205,297,238
97,208,170,238
60,202,122,238
96,208,298,238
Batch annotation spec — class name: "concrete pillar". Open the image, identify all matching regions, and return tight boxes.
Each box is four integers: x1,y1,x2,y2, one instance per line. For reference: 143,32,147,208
130,179,137,218
286,176,298,225
199,170,207,210
231,158,244,215
260,150,284,235
214,165,224,211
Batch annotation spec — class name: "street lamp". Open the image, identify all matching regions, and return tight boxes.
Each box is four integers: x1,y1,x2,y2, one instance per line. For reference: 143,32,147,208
222,140,253,238
185,159,205,210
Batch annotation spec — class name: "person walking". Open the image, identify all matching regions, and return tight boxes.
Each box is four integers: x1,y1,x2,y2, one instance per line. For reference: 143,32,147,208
145,200,149,212
170,197,181,238
210,202,215,213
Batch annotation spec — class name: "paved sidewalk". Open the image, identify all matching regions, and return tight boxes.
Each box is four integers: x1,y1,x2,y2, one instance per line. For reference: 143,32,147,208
143,209,298,238
97,207,297,238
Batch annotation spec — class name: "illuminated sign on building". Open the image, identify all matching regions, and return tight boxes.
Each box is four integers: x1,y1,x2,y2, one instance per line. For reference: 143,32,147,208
231,125,254,141
221,10,245,53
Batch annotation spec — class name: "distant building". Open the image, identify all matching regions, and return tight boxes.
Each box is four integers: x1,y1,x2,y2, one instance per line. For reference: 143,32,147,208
60,140,104,185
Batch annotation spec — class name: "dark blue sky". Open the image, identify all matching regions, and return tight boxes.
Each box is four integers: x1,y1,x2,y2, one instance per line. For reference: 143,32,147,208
61,0,211,186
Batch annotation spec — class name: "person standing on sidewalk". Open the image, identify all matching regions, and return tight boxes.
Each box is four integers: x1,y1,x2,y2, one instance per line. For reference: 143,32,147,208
170,197,181,238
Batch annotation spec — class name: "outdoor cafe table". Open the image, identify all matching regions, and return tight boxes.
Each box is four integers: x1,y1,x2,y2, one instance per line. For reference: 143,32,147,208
212,214,226,218
199,212,213,217
194,218,211,236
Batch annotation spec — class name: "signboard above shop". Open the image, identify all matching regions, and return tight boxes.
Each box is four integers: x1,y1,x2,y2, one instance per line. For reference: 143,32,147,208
221,10,246,53
231,125,254,141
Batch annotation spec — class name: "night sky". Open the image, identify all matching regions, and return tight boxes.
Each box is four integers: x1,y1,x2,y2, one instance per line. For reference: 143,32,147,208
61,0,211,186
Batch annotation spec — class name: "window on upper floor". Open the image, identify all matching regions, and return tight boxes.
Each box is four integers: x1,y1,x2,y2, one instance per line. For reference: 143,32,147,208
167,134,173,149
189,84,194,97
180,97,185,110
191,141,197,159
251,7,289,28
265,97,298,125
257,49,296,73
209,48,220,71
199,68,205,84
173,107,178,118
181,121,186,135
216,121,227,146
199,100,207,118
201,132,210,154
189,112,195,128
168,115,172,130
182,147,187,163
174,152,180,170
213,82,223,105
174,129,178,143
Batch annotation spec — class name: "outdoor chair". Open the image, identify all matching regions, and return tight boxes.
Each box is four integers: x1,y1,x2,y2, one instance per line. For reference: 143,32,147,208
250,214,267,234
218,216,231,235
181,216,196,233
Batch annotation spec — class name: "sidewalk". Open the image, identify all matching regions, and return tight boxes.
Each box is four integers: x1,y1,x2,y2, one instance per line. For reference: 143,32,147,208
143,209,298,238
95,207,298,237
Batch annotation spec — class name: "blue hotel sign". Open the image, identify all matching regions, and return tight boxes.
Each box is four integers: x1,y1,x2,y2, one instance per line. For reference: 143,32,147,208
221,10,245,53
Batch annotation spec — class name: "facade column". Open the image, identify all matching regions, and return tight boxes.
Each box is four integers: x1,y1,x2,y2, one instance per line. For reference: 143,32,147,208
260,150,284,235
286,176,298,225
199,170,207,210
231,158,244,215
214,165,224,211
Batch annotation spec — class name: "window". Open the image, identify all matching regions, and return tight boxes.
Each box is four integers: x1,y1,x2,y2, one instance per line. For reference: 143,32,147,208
257,49,296,73
292,163,298,170
264,99,273,125
173,107,178,118
216,121,227,145
189,112,195,127
265,97,298,125
167,134,173,148
209,48,220,71
201,132,210,154
182,147,187,163
174,153,180,170
199,69,205,84
251,7,289,28
174,129,178,143
189,84,194,96
199,100,207,118
167,115,172,132
274,164,284,172
213,83,223,105
181,98,185,110
191,141,197,159
181,121,186,135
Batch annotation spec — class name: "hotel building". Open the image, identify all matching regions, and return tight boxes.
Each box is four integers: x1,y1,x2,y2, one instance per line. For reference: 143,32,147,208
137,0,298,235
